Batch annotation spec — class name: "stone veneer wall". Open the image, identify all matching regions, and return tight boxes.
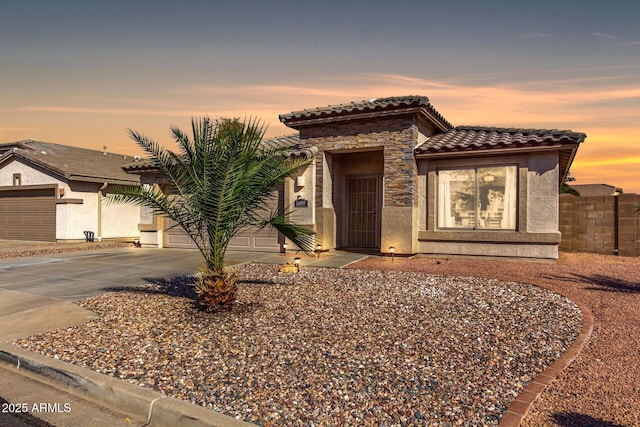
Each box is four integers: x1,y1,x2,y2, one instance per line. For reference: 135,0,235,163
298,115,419,208
559,193,640,256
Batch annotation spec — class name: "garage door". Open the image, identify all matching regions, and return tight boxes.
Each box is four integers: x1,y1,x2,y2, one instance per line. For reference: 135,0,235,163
164,220,281,252
0,187,56,241
163,187,283,252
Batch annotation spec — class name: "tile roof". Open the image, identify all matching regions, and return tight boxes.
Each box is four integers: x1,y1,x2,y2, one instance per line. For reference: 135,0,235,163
279,95,453,131
415,126,586,154
0,140,140,184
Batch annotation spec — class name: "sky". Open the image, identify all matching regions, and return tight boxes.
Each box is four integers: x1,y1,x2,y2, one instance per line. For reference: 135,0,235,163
1,0,639,192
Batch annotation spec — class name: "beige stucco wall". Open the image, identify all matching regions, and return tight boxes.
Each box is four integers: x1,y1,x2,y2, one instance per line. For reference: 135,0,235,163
0,158,67,188
57,183,99,240
527,152,560,233
287,161,315,227
381,206,419,253
100,198,140,239
422,241,558,259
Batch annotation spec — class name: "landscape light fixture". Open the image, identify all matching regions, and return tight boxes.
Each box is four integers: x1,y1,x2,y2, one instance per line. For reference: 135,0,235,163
316,244,322,258
389,246,395,262
294,257,301,272
283,242,288,255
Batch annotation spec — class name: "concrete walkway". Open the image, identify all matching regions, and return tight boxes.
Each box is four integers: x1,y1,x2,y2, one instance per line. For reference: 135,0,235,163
0,246,369,427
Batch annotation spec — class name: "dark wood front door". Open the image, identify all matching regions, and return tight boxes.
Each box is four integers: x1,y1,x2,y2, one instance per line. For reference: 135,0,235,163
347,175,381,248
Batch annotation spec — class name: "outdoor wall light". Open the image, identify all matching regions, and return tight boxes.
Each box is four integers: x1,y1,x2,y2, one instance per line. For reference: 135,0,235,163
296,176,306,187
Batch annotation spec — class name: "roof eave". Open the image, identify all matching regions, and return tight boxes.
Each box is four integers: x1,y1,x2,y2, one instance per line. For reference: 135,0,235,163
559,144,580,185
414,143,579,159
69,175,140,185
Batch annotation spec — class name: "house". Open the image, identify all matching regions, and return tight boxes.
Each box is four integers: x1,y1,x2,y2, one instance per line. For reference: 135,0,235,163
128,96,586,259
570,184,623,197
0,140,141,242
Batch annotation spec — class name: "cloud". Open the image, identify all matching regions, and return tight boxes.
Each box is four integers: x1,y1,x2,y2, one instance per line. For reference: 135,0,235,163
623,41,640,46
176,72,640,133
17,106,192,116
592,32,617,40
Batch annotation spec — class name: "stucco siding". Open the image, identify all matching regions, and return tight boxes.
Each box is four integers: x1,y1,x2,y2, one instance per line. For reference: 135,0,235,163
286,161,315,227
56,192,98,240
101,201,140,239
527,152,559,233
418,241,558,259
0,158,66,188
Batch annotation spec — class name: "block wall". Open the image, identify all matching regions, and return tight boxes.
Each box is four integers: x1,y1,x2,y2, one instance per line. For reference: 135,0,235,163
559,193,639,256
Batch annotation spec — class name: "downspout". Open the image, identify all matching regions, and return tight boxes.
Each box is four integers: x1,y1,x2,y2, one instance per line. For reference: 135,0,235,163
98,182,108,241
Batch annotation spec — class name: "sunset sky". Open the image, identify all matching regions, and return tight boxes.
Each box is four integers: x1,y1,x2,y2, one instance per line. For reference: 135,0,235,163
1,0,639,192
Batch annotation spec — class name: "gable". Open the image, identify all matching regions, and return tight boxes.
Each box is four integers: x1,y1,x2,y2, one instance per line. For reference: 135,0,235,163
0,157,66,187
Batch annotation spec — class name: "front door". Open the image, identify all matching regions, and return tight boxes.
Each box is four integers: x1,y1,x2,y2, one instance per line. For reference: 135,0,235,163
347,175,382,248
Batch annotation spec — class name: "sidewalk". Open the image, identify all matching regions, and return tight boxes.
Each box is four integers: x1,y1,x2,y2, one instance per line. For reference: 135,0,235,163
0,246,369,426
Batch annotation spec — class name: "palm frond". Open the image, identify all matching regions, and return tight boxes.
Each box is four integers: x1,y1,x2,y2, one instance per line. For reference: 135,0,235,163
110,116,315,272
260,208,316,255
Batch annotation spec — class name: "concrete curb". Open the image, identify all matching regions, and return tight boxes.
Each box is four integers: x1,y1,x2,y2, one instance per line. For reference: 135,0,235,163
498,297,595,426
0,344,254,427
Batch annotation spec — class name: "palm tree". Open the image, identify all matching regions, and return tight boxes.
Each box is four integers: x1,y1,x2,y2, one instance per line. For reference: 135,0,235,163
107,116,315,311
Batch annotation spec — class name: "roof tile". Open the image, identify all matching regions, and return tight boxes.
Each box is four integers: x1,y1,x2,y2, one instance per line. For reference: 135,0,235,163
280,95,453,130
415,126,586,154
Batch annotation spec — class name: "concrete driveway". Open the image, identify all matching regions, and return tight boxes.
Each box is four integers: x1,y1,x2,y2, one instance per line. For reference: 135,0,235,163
0,246,369,301
0,248,205,301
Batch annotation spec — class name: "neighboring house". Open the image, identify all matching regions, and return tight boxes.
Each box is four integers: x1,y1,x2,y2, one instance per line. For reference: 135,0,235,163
128,95,586,259
570,184,623,197
0,140,141,242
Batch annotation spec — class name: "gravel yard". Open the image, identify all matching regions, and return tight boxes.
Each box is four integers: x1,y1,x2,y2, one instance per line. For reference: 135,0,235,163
16,263,582,426
350,253,640,426
0,241,131,259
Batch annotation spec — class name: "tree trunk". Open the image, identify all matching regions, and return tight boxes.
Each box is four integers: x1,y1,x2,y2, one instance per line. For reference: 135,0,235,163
194,269,238,312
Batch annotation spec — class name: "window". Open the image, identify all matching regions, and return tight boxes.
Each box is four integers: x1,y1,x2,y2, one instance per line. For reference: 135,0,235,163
13,173,22,186
437,166,517,230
